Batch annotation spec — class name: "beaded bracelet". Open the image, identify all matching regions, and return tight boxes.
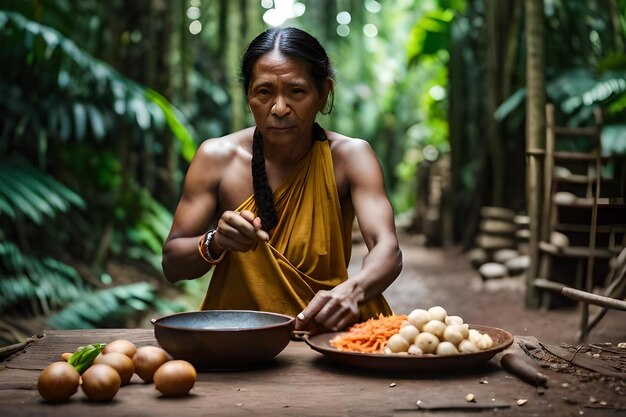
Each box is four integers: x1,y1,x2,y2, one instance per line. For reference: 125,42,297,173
197,229,226,265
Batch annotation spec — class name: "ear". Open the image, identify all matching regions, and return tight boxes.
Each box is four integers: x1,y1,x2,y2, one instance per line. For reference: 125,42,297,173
319,80,332,112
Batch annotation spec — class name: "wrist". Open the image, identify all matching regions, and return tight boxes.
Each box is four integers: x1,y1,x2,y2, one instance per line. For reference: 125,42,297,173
198,229,226,265
208,228,225,259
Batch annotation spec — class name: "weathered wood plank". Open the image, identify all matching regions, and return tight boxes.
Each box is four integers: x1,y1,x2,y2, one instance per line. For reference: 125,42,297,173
1,329,624,416
4,329,156,371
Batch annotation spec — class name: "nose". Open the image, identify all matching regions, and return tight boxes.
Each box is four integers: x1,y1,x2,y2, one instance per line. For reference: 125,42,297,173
271,95,290,117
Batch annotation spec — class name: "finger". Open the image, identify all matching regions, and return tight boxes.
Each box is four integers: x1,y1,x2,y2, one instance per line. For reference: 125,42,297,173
220,213,259,242
240,210,256,223
214,221,258,252
298,290,333,326
325,303,359,332
250,217,270,241
256,229,270,241
294,318,323,334
214,231,255,252
312,296,343,323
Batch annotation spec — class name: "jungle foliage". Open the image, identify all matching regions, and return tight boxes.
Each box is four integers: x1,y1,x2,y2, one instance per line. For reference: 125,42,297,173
0,0,624,346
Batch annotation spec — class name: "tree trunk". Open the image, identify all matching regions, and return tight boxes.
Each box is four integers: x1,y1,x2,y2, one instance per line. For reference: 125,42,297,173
226,1,244,131
524,0,546,308
484,0,504,206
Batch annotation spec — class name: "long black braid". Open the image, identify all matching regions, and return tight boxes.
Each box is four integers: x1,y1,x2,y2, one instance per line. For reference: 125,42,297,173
252,123,327,231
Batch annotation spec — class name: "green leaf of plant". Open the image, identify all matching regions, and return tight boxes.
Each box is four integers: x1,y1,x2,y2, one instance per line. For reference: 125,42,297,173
68,343,106,373
73,102,87,140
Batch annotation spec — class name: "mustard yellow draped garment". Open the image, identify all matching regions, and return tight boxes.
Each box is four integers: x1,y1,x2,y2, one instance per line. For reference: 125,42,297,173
200,139,392,321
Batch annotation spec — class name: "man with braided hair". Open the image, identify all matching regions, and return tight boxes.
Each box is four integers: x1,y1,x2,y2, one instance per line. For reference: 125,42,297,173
162,27,402,333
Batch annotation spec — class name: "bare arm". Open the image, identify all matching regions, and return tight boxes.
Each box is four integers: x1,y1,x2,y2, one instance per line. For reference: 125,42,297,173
161,139,226,282
296,138,402,331
161,137,268,283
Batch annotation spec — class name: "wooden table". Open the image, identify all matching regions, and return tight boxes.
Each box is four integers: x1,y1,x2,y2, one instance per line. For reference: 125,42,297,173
0,329,623,416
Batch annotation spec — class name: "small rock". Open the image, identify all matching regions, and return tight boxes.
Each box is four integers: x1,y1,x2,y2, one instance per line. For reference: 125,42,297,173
465,393,475,402
505,255,530,276
479,262,508,280
389,383,396,387
550,231,570,248
517,399,528,406
617,342,626,349
493,248,519,264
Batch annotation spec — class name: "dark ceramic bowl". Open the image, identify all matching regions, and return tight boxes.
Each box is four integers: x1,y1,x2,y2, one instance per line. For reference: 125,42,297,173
152,310,295,371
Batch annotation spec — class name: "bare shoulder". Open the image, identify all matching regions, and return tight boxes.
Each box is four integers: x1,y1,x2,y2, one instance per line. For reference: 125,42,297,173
195,127,254,164
325,130,383,198
326,130,380,175
326,130,374,159
183,127,254,197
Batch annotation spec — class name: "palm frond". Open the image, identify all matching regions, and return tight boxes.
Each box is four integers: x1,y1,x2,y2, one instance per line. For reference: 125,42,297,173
0,10,196,150
119,188,173,271
0,241,85,314
47,282,156,329
0,160,84,224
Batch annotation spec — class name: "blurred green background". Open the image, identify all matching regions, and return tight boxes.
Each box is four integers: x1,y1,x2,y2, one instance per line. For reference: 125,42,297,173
1,0,624,346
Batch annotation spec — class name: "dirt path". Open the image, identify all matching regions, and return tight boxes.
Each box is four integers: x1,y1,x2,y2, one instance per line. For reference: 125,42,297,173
350,232,625,345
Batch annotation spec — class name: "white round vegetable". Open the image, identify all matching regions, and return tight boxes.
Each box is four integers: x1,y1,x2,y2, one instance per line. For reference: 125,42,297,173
414,332,439,354
407,309,430,330
422,320,446,339
398,324,420,344
458,339,479,353
435,341,459,356
477,334,494,350
408,345,424,355
442,325,465,346
459,324,470,339
468,329,482,344
444,315,464,326
427,306,448,322
386,333,410,353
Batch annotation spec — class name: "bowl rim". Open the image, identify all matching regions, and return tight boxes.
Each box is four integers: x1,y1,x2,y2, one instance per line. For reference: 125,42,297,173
151,309,295,332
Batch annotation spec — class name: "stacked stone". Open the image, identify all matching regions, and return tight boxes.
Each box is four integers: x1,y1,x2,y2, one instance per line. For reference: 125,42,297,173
467,207,530,280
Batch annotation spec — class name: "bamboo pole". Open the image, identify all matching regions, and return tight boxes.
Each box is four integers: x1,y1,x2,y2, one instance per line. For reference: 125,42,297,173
524,0,546,308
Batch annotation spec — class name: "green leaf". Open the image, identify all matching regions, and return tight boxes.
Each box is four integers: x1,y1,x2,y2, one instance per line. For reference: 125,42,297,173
48,283,156,329
0,161,85,224
86,104,106,140
130,96,150,129
73,102,87,140
68,343,106,373
495,88,527,121
146,89,197,162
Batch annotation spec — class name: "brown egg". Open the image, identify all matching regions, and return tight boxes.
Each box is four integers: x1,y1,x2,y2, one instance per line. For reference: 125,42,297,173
153,360,197,397
37,361,80,402
102,339,137,358
81,363,121,401
132,346,170,382
93,351,135,385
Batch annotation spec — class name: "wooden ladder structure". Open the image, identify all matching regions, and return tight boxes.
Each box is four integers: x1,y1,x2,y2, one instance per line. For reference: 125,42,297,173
533,103,626,341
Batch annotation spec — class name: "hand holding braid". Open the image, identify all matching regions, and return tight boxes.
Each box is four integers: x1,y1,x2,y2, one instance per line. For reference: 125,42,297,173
251,123,327,231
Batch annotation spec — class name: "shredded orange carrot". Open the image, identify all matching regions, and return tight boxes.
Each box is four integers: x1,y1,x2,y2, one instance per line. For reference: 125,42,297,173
330,314,408,353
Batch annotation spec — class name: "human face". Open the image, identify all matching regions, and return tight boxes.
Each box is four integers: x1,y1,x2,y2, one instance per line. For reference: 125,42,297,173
247,50,329,148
